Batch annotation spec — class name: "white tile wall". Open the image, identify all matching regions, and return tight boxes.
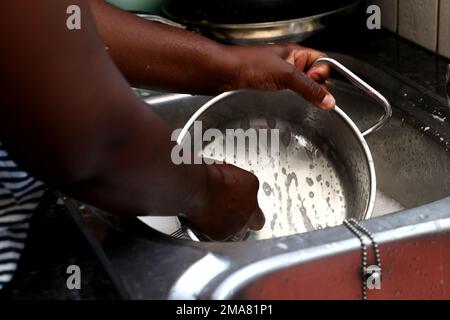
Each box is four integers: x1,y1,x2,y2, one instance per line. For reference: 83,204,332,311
365,0,449,59
398,0,439,52
439,0,450,59
367,0,398,32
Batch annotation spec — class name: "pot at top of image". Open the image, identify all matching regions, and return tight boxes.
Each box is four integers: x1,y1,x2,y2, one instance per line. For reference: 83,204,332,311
164,0,359,24
136,0,361,45
106,0,165,13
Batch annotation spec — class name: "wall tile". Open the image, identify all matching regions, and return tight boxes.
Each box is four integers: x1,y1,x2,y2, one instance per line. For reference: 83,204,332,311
398,0,439,52
439,0,450,59
367,0,398,32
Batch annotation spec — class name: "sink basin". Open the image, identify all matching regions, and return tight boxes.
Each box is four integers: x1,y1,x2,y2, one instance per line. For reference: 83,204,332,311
331,80,450,216
143,61,450,222
106,53,450,300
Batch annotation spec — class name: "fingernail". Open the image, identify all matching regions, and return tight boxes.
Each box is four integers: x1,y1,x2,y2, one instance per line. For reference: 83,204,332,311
310,73,321,82
320,94,336,110
308,66,320,73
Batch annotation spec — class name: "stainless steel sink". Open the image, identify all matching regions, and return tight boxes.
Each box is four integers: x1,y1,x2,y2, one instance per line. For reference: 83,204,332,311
330,80,450,216
143,61,450,221
124,53,450,300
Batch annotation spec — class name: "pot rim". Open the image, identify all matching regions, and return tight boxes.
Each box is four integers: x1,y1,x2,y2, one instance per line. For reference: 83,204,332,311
177,90,377,242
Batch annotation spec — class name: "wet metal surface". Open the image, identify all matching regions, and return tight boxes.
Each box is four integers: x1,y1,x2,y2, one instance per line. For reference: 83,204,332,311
203,116,349,239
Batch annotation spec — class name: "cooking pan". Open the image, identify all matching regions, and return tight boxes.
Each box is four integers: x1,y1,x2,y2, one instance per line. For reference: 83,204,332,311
164,0,359,24
137,0,361,44
141,57,391,241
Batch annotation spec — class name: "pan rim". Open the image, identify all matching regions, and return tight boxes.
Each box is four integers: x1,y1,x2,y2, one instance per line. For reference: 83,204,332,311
162,1,359,29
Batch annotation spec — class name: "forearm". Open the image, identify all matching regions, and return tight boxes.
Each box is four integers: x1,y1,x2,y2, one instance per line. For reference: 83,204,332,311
0,0,207,217
90,0,239,94
67,100,209,217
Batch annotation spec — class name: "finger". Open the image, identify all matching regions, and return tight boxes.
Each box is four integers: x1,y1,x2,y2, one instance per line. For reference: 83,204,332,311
307,64,330,84
304,49,330,83
304,48,327,69
248,207,265,231
288,47,329,70
285,47,330,85
287,70,336,110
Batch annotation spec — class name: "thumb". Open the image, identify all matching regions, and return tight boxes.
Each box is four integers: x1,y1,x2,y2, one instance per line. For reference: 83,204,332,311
287,69,336,110
248,207,265,231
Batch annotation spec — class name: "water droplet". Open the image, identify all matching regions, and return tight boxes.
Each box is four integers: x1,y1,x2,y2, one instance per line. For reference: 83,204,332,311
262,182,273,196
286,172,298,189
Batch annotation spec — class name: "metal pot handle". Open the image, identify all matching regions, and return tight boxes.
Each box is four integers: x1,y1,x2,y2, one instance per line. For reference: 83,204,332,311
313,57,392,137
136,14,187,30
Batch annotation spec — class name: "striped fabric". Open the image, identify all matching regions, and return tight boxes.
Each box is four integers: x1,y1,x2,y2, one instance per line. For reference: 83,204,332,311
0,142,46,290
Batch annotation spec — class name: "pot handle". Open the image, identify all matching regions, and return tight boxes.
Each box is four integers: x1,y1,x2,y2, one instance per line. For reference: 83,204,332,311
313,57,392,137
136,14,187,30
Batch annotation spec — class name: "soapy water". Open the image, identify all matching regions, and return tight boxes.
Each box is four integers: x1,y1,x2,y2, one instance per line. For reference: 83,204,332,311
202,117,348,240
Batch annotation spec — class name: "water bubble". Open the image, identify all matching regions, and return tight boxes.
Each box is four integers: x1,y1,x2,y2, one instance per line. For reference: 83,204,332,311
262,182,273,196
286,172,298,189
270,213,277,230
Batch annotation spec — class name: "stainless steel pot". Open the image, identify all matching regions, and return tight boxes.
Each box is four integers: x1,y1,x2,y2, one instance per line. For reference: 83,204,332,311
176,57,391,241
136,0,359,45
106,0,164,13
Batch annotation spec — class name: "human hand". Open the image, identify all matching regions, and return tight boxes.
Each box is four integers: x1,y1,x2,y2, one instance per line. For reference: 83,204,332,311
183,163,264,241
229,43,335,110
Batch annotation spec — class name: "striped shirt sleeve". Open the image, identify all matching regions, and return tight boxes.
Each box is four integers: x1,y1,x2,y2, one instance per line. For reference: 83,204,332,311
0,143,46,290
